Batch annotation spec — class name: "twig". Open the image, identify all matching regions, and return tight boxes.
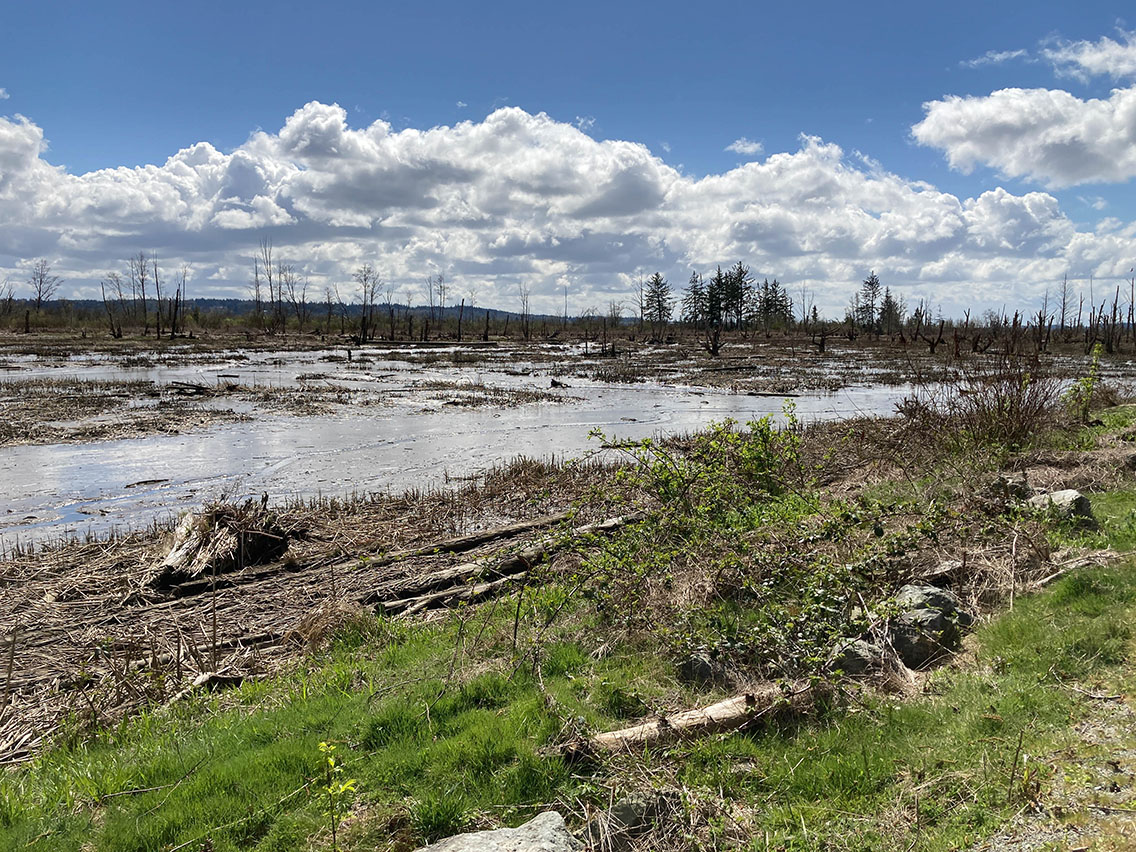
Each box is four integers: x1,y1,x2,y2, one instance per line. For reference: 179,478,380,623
1065,684,1124,701
1006,728,1024,803
0,626,17,721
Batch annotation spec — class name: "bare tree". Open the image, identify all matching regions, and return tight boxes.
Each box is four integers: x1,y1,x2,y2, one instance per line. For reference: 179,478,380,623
0,277,14,319
169,266,187,338
1034,286,1053,352
152,255,164,338
353,264,381,342
28,259,62,313
259,237,284,333
634,275,646,333
403,287,415,337
129,252,149,332
1128,268,1135,344
281,265,310,332
385,281,398,339
796,282,816,332
322,286,336,336
1057,274,1073,336
518,283,532,340
100,272,126,338
248,258,265,332
436,271,448,319
334,285,351,335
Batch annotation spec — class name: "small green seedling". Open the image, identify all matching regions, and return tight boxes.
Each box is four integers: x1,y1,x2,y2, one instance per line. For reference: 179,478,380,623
318,741,357,852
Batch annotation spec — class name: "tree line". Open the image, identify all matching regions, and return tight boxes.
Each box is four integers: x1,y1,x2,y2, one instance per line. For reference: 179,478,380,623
4,248,1134,357
630,264,1136,357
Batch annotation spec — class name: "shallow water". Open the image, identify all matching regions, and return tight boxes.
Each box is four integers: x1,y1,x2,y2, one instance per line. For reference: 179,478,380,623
0,346,913,547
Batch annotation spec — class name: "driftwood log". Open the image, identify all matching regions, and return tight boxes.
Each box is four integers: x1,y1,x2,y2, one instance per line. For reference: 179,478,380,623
582,680,814,753
147,507,289,588
369,513,642,615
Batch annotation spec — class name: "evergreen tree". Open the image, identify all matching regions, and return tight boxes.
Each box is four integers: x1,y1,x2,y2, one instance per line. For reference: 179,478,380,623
704,266,728,354
643,272,673,340
764,278,793,331
681,271,706,326
857,271,882,335
879,286,905,337
724,261,752,331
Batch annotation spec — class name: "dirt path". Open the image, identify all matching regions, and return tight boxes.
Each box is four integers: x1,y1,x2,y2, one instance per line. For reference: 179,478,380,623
973,672,1136,851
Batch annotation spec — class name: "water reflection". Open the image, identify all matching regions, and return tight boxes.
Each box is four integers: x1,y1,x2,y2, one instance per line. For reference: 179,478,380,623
0,347,912,547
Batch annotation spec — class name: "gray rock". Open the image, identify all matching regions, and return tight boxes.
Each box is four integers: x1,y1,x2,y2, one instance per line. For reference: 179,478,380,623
986,472,1033,502
827,638,887,676
417,811,582,852
891,584,973,669
894,584,969,618
676,652,728,686
1026,489,1095,524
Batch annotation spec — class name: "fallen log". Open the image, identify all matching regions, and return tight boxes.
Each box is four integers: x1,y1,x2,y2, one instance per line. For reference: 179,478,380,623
331,511,573,569
169,381,211,395
160,512,574,600
385,572,529,616
584,680,814,753
363,513,643,614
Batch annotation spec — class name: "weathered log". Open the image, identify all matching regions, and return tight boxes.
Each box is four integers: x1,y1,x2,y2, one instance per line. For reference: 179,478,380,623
147,508,289,588
160,512,573,600
336,511,573,569
365,514,642,613
385,572,529,616
158,511,639,602
585,680,814,753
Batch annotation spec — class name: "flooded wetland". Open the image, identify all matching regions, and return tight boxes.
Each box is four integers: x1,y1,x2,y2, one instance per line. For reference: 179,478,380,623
0,336,923,548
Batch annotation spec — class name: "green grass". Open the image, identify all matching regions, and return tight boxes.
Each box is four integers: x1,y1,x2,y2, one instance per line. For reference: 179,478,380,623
5,414,1136,850
0,609,685,851
7,543,1134,851
670,555,1136,850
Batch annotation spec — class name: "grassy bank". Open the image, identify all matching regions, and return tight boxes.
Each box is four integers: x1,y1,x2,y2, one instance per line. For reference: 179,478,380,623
3,398,1136,850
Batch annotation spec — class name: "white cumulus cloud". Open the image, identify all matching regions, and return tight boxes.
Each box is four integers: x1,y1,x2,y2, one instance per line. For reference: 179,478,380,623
912,85,1136,187
725,137,763,156
1043,28,1136,81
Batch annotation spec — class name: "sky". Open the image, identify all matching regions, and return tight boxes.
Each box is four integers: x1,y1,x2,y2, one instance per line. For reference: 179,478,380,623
1,0,1135,317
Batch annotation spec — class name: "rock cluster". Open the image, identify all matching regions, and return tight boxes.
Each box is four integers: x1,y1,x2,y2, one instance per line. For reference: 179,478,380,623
830,582,975,674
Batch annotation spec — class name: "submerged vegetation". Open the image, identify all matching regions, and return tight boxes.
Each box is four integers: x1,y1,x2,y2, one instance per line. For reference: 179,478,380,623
2,347,1135,850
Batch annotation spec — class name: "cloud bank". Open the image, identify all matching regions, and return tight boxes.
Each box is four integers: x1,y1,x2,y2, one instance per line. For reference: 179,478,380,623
0,103,1132,315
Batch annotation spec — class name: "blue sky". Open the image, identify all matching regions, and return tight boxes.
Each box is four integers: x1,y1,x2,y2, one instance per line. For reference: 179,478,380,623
1,1,1135,315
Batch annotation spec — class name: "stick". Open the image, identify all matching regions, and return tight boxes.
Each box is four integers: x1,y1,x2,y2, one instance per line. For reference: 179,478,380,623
0,627,17,721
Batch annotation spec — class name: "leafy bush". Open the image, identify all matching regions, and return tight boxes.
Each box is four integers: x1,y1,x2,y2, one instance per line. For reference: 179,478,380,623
898,354,1062,449
593,405,807,516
